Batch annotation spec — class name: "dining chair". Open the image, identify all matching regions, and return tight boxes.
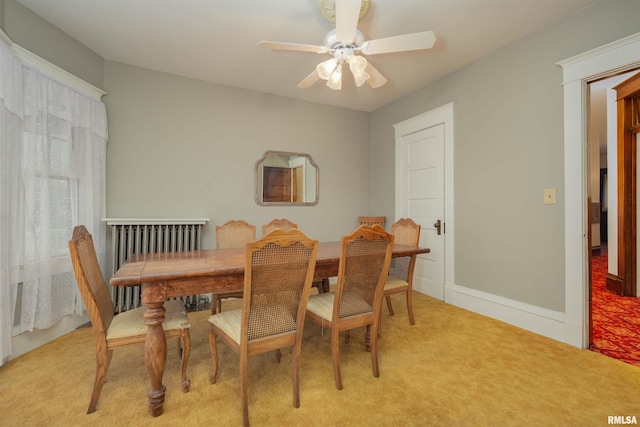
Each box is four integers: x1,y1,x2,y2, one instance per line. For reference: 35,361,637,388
383,218,421,325
358,216,386,229
217,219,256,249
262,218,327,293
305,224,394,390
68,225,191,414
262,218,298,235
212,219,257,314
208,228,318,427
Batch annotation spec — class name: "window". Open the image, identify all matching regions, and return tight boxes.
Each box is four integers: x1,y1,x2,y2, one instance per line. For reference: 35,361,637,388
0,38,108,354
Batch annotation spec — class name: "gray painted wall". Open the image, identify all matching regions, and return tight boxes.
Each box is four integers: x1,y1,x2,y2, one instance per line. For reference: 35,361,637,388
103,61,371,249
0,1,5,29
371,0,640,312
2,0,103,88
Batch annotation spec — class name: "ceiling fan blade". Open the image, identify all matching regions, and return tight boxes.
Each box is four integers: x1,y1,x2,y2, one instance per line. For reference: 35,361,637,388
258,41,328,54
365,62,387,88
335,0,362,44
360,31,436,55
297,69,320,88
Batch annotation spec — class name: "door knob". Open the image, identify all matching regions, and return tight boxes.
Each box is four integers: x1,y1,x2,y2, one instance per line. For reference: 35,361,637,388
434,219,442,235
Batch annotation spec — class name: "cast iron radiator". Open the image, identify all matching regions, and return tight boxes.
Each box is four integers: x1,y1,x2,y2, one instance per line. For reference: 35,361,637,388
105,218,209,313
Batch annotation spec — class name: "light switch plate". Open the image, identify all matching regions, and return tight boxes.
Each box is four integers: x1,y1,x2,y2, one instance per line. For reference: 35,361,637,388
544,188,557,205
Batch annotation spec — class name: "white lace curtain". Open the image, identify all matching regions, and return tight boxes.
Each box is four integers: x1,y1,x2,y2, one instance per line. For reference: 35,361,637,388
0,40,108,366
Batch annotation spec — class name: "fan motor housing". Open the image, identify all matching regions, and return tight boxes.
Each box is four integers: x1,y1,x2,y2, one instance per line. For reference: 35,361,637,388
324,29,365,50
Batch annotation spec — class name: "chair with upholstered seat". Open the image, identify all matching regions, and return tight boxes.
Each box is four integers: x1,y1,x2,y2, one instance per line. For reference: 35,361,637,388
212,219,257,314
68,225,191,414
358,216,386,229
262,219,326,293
383,218,421,325
305,224,393,390
217,219,256,249
262,218,298,235
208,228,318,427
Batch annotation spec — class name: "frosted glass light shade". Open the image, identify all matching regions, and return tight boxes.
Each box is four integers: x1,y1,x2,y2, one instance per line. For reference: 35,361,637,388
348,55,370,87
348,55,368,75
317,58,338,80
353,70,370,87
327,64,342,90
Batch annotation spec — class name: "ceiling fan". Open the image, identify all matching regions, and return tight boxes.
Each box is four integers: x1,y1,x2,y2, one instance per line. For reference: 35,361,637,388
257,0,436,90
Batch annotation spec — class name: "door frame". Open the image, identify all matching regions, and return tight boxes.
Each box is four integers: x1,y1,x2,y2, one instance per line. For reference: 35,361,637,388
393,102,455,303
559,32,640,348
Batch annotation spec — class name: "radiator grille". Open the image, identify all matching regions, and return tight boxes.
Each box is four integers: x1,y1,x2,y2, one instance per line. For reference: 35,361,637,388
105,219,209,313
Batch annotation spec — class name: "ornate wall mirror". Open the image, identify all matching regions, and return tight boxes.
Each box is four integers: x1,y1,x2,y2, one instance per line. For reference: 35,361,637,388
255,151,319,206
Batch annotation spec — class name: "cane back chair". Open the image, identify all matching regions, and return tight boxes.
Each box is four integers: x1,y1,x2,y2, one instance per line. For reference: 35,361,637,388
69,225,191,414
384,218,421,324
305,224,393,390
212,219,257,314
358,216,386,229
208,228,318,426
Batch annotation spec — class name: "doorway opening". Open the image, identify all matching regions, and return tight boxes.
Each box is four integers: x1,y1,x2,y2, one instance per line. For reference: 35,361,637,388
588,70,640,367
560,31,640,350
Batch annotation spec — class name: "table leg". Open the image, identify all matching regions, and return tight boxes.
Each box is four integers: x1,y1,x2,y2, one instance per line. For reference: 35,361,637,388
143,293,168,416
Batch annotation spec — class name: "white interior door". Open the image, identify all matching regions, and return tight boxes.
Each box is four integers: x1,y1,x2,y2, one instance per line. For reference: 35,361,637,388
395,123,445,300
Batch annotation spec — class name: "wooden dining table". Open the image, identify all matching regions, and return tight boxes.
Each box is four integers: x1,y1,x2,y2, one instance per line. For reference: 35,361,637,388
110,241,430,416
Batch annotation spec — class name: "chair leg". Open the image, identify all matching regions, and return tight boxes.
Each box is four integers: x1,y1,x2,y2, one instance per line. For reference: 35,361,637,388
344,330,350,344
180,330,191,392
331,329,343,390
292,347,301,408
369,324,380,378
364,327,371,352
208,329,219,384
385,295,394,316
87,348,112,414
406,290,415,325
275,349,282,363
240,353,249,427
211,295,220,314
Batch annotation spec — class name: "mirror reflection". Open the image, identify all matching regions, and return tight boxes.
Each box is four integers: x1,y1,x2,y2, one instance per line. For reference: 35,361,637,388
255,151,319,206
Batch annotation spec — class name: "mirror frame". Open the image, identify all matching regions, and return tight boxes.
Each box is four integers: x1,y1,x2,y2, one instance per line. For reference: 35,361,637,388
255,150,319,206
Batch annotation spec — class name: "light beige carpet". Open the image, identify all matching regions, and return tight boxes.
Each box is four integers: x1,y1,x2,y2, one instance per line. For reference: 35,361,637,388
1,292,639,426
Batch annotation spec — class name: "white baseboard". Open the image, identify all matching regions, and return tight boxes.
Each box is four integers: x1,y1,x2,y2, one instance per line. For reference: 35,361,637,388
443,282,568,344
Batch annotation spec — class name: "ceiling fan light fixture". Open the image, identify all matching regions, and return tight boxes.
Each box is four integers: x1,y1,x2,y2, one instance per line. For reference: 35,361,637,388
262,0,436,91
317,58,338,80
347,54,367,74
348,54,370,87
353,70,370,87
327,64,342,90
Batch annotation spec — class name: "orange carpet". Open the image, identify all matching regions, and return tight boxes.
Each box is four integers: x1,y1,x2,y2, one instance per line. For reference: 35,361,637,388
590,250,640,367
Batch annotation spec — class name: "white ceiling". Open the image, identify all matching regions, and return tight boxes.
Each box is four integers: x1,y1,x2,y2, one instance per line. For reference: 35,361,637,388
16,0,602,112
